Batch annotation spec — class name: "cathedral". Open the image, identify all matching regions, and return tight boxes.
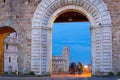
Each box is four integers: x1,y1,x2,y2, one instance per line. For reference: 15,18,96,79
52,47,70,74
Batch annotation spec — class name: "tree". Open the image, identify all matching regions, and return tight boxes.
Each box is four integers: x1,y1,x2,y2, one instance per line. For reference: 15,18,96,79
77,62,83,74
69,61,76,74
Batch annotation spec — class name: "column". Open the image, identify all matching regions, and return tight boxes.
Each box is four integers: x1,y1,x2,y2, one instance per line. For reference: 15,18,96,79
31,28,41,75
47,27,52,75
40,27,48,75
91,26,96,75
91,26,112,75
101,26,112,72
31,27,50,75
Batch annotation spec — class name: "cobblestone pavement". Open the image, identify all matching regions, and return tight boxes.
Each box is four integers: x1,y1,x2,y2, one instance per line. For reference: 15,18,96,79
0,77,120,80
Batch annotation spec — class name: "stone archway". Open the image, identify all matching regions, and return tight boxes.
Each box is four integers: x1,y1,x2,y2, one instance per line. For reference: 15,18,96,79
32,0,112,75
0,26,16,74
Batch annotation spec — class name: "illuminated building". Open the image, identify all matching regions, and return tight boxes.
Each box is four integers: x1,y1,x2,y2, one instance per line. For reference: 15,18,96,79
52,47,70,74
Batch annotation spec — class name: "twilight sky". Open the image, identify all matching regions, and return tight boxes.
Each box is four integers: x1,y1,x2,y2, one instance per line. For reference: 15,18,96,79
52,22,91,65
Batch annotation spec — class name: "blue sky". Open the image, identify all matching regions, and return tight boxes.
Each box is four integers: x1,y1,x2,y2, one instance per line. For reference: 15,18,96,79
52,22,91,65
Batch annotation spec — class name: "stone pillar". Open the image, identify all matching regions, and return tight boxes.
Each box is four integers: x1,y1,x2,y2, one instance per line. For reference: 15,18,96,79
31,28,41,75
91,26,96,75
91,26,112,75
40,27,49,75
46,27,52,75
17,31,30,74
31,27,50,75
101,26,112,73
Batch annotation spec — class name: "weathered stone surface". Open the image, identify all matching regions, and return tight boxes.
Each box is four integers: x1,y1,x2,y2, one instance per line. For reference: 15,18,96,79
32,0,112,76
103,0,120,73
0,0,120,76
0,0,42,74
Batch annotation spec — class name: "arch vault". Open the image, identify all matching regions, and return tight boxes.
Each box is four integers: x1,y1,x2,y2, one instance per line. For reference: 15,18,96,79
32,0,112,75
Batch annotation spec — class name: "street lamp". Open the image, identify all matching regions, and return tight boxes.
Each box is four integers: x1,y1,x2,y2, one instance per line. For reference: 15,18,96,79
84,65,88,73
84,65,88,68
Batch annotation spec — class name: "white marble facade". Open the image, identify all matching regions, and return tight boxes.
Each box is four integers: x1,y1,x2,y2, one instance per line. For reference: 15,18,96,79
52,47,70,74
4,32,18,72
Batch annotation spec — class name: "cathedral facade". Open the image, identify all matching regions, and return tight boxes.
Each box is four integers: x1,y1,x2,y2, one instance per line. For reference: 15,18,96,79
52,47,70,74
0,0,120,76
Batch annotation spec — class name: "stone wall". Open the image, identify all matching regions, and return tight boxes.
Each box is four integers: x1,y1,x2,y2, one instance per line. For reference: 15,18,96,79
0,0,120,75
0,0,41,74
103,0,120,73
32,0,112,75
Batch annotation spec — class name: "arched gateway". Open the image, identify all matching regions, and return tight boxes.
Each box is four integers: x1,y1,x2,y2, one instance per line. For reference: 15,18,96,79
0,26,16,74
32,0,112,75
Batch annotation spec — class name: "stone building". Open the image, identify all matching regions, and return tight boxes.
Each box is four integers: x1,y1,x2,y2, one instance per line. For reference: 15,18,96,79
0,0,120,76
52,47,70,74
4,32,18,72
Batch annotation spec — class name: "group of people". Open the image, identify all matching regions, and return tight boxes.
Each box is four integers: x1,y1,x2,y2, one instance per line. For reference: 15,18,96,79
69,61,83,75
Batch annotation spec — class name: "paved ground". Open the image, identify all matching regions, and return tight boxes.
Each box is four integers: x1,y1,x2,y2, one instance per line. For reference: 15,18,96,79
0,77,120,80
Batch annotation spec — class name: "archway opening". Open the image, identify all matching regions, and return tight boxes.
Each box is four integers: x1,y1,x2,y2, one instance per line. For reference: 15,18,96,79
0,26,16,74
32,0,112,76
52,11,91,77
4,32,18,75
